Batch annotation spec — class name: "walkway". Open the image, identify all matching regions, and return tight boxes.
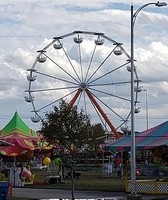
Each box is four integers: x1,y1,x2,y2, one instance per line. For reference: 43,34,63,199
12,188,168,200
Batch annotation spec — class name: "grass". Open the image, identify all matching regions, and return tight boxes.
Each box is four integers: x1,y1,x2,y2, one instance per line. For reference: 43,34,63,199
8,167,126,200
27,168,125,191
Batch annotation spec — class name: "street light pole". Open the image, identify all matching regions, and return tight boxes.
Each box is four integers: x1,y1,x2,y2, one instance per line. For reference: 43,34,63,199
130,1,167,195
130,4,136,194
143,89,149,130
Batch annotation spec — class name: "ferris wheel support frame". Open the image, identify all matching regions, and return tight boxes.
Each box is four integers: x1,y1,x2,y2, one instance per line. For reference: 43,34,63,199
67,88,122,139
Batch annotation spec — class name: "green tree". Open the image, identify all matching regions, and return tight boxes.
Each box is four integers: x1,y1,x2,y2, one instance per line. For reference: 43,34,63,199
41,100,92,152
40,100,107,200
86,123,106,152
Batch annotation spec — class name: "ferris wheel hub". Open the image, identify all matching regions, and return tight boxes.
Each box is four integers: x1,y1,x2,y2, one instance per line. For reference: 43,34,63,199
80,82,88,89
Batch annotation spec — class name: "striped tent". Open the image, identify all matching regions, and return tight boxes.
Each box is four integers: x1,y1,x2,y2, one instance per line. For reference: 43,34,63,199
106,121,168,151
0,111,39,156
0,112,53,156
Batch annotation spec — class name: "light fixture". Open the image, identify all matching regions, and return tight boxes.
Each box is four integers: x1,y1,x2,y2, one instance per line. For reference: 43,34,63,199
155,2,167,7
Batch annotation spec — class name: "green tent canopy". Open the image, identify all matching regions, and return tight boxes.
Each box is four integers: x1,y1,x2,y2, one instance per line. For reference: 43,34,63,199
0,112,53,156
0,111,38,138
0,111,39,156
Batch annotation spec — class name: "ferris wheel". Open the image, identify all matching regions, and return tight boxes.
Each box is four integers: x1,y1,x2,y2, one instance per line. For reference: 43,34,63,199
25,31,140,139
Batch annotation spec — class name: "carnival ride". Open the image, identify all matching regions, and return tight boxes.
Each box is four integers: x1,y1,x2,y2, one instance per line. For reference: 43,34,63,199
25,31,141,139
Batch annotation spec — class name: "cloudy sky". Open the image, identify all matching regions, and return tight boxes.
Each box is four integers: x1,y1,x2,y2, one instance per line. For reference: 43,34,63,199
0,0,168,135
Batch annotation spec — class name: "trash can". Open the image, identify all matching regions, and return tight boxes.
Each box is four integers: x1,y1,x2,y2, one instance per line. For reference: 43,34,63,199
0,182,9,200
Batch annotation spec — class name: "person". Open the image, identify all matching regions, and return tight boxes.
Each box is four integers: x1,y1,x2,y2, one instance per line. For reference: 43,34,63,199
10,163,22,187
115,154,121,168
114,154,121,177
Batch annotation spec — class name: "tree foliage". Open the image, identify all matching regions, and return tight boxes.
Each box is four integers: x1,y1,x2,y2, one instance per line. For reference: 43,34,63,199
86,123,106,152
40,100,106,155
40,100,92,151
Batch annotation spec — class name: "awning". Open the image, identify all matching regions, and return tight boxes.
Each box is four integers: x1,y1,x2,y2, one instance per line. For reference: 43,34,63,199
0,139,14,147
0,112,52,156
106,121,168,151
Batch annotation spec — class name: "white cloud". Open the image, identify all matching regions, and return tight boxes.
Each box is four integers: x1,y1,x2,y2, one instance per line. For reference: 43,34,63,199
0,0,168,133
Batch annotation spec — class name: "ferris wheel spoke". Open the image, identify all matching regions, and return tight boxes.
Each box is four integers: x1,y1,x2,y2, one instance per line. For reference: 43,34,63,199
116,111,131,130
75,90,83,108
77,40,84,82
27,86,78,93
43,52,80,84
89,81,131,87
93,94,126,122
74,89,87,114
119,45,131,60
87,89,126,121
60,42,82,83
83,90,88,116
85,89,121,138
89,87,131,102
88,61,130,85
35,88,79,112
84,40,98,83
89,99,107,130
86,48,116,83
35,71,79,86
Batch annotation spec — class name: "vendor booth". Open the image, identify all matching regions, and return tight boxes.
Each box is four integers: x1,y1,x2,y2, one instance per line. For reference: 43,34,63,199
106,121,168,151
0,112,40,186
105,121,168,194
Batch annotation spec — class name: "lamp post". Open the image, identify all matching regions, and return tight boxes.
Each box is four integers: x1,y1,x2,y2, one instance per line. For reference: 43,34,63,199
130,1,167,195
143,89,149,130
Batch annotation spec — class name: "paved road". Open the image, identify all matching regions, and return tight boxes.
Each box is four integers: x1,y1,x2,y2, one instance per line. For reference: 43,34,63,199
12,188,127,199
12,188,168,200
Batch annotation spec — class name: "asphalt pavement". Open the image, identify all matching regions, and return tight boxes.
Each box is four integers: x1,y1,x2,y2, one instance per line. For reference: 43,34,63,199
12,188,168,200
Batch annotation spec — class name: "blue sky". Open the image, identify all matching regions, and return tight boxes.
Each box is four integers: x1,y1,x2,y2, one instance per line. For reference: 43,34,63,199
0,0,168,135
